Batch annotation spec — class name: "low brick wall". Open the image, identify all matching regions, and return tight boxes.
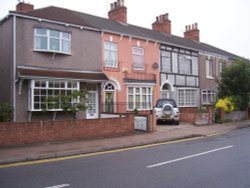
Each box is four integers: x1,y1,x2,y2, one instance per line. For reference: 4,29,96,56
0,113,135,147
180,107,197,124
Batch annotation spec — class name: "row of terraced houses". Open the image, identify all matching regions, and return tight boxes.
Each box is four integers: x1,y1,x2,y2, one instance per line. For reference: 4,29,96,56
0,1,239,123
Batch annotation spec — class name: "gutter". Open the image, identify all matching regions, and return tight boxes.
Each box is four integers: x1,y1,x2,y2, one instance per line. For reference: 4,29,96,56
8,12,100,33
13,15,16,122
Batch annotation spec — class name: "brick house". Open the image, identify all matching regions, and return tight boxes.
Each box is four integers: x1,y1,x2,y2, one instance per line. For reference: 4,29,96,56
0,3,108,122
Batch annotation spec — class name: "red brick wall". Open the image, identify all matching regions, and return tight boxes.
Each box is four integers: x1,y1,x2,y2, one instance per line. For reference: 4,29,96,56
0,114,134,147
180,107,197,124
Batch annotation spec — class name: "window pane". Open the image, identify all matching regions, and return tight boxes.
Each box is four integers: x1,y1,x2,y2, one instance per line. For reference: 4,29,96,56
35,36,47,50
62,40,70,53
135,95,140,109
128,87,133,94
50,38,60,51
142,95,147,109
50,30,60,37
62,32,70,39
36,28,47,35
128,95,134,109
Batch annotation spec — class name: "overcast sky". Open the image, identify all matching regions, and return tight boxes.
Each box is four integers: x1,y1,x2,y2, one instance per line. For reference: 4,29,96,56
1,0,249,59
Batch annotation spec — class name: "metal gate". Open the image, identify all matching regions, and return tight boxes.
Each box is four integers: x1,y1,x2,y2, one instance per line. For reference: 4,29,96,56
134,116,147,131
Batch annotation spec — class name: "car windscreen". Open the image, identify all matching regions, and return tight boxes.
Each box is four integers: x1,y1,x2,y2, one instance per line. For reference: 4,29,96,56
156,100,177,108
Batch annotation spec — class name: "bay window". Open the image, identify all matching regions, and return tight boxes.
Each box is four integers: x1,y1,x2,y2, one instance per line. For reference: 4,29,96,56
34,28,71,54
30,80,79,111
127,86,152,110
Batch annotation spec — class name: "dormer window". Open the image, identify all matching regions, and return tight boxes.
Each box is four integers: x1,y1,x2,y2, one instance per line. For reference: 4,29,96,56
34,28,71,54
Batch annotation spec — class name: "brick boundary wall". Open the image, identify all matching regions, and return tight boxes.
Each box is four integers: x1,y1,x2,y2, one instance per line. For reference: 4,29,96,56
180,107,197,124
0,113,135,147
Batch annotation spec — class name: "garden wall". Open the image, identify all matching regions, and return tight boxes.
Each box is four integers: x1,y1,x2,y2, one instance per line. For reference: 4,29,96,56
0,113,134,147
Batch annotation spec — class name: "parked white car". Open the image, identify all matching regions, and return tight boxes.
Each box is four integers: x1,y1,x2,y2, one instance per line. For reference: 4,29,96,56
155,98,180,125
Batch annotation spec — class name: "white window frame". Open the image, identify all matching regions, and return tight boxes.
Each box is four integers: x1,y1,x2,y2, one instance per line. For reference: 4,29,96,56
34,28,71,54
177,88,198,107
127,86,153,110
132,47,144,70
206,59,214,79
104,42,118,68
30,80,79,111
202,90,216,105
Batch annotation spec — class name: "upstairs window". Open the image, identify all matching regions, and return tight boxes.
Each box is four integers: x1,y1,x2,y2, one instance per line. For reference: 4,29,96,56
179,55,191,75
132,47,144,70
161,51,171,73
104,42,118,68
34,28,71,54
206,59,214,79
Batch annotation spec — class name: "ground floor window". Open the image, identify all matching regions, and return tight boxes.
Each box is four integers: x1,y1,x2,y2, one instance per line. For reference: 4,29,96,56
127,86,153,110
178,88,197,107
202,90,216,105
30,80,79,111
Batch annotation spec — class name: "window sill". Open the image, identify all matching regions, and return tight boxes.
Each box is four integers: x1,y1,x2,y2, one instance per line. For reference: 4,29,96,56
33,49,71,56
206,76,214,80
29,109,63,112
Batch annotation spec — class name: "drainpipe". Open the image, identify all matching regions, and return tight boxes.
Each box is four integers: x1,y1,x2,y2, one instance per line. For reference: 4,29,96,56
13,15,16,122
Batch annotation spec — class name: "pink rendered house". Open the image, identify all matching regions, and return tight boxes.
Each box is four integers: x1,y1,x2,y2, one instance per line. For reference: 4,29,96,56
101,0,160,114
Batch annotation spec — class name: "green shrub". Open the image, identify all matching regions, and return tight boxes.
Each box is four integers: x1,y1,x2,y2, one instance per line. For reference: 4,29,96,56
0,102,13,122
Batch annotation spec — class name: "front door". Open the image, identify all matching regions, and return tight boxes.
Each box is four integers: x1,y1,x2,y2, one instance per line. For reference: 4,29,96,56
105,92,114,113
86,91,98,119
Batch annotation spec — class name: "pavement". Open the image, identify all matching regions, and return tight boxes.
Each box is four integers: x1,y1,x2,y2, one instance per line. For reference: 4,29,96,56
0,119,250,165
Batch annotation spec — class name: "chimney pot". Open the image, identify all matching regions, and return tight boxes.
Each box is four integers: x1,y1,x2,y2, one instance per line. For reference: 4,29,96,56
164,13,169,20
110,3,114,10
120,0,124,6
117,0,121,7
195,23,198,29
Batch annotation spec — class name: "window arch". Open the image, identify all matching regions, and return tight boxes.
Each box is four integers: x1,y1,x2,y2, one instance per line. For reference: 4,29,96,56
104,82,115,91
160,81,173,98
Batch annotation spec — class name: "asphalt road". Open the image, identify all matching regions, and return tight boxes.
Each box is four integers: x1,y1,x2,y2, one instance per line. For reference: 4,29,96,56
1,127,250,188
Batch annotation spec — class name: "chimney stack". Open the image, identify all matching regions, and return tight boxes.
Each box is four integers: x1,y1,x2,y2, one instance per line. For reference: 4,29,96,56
16,2,34,13
184,23,200,42
152,13,171,35
108,0,127,23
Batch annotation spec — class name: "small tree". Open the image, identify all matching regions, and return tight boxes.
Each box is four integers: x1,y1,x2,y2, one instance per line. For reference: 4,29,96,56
217,59,250,110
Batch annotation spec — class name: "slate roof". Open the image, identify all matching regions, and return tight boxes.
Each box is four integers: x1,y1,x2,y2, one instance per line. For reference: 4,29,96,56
12,6,239,59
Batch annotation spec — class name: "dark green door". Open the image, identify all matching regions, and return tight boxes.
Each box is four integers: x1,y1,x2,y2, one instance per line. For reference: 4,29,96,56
105,92,114,113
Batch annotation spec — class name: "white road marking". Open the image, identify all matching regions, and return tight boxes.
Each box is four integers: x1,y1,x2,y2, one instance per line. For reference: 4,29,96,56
147,145,234,168
44,184,70,188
